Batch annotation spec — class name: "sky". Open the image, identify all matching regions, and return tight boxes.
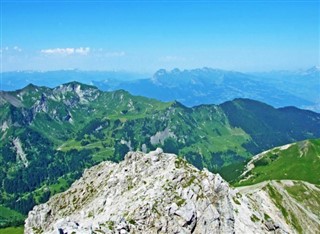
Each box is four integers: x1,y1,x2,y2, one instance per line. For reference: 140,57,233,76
0,0,319,72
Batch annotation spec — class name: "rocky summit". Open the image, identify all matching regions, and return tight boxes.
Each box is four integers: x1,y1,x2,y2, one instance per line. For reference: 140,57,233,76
25,149,295,234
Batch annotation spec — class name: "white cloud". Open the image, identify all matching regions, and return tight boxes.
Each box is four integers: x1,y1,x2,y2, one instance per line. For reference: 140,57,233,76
41,47,90,55
75,47,90,55
13,46,22,52
0,46,22,53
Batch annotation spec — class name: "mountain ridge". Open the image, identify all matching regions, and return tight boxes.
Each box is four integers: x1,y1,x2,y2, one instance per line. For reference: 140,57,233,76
2,67,319,111
24,149,319,233
94,66,319,111
235,139,320,186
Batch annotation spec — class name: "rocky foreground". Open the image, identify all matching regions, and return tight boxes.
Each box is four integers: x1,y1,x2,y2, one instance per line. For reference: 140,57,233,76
25,149,298,233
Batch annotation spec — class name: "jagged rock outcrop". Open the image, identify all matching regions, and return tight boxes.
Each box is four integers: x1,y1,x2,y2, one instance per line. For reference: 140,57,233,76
25,149,294,234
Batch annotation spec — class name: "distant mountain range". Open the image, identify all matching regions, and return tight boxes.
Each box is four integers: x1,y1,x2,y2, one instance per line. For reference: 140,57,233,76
0,82,319,227
1,66,319,112
94,67,320,111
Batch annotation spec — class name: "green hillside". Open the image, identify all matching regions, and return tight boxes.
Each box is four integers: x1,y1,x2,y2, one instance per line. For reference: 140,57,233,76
220,99,320,154
0,82,319,227
0,206,25,228
235,139,320,186
0,227,24,234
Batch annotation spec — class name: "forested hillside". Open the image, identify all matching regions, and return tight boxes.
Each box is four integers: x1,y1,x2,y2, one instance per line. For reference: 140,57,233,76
1,82,319,227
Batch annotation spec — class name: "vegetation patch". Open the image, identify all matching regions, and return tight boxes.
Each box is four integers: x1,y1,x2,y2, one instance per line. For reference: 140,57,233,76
175,157,188,169
265,184,288,219
264,213,271,221
32,227,43,234
151,201,161,215
0,226,24,234
128,219,136,225
87,211,94,218
174,195,186,207
232,196,241,205
250,214,260,222
0,206,25,229
266,184,304,233
285,181,320,219
183,175,196,188
289,211,303,234
106,221,114,230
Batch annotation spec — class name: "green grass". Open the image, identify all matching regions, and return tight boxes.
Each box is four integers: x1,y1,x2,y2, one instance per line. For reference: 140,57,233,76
250,214,260,222
0,226,24,234
0,206,25,228
0,206,24,221
235,139,320,186
58,137,115,163
264,213,271,221
265,184,288,219
265,183,303,233
49,177,69,195
285,181,320,217
92,148,114,162
219,162,247,182
183,175,196,188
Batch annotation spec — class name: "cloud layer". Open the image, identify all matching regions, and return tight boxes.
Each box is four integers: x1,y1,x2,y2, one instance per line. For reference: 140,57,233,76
41,47,90,55
1,46,22,53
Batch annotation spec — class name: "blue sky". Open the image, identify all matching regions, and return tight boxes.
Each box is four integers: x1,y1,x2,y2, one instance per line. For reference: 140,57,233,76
1,0,319,72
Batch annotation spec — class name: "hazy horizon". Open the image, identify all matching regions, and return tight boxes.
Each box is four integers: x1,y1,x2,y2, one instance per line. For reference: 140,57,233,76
0,65,319,75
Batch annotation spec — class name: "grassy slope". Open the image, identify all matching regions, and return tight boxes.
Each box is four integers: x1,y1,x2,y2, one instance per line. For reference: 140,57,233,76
220,99,320,154
235,139,320,186
0,227,24,234
0,206,25,228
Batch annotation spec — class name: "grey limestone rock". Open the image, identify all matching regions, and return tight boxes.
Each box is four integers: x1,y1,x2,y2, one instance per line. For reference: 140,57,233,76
24,149,293,234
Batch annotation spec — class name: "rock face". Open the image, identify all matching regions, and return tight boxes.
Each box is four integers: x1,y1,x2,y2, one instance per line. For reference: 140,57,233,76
25,149,293,234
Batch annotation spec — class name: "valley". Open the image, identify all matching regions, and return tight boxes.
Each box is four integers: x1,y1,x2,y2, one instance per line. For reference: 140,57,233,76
0,82,319,231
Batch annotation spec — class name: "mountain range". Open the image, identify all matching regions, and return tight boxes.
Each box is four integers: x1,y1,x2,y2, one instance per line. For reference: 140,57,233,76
2,66,319,112
94,67,319,111
0,82,319,229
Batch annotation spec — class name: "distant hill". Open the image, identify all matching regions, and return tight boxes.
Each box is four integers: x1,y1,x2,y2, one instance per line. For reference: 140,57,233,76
220,99,320,154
